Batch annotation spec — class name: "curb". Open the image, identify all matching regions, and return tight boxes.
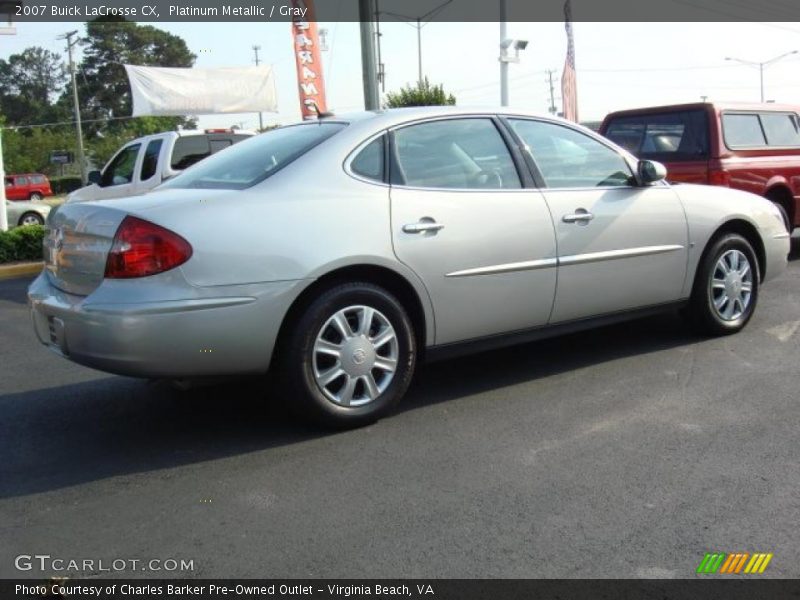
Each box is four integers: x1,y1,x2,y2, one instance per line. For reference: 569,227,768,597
0,262,43,280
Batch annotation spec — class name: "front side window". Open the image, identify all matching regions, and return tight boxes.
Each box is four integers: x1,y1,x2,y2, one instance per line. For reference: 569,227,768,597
722,113,766,148
162,123,347,191
603,110,709,160
101,144,141,187
391,118,521,189
140,139,163,181
510,119,633,188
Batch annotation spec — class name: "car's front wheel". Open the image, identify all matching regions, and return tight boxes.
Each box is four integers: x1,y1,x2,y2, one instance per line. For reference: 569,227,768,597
281,282,416,428
686,233,759,335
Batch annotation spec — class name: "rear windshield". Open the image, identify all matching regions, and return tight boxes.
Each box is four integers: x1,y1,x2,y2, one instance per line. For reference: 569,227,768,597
603,109,709,161
162,123,347,190
170,133,253,170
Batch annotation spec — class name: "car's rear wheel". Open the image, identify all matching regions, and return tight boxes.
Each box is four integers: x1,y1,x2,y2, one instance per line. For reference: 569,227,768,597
281,282,416,428
18,212,44,227
29,192,43,201
686,233,759,335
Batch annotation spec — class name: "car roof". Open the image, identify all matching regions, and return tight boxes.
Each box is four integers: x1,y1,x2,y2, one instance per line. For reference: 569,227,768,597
604,101,800,119
331,106,566,126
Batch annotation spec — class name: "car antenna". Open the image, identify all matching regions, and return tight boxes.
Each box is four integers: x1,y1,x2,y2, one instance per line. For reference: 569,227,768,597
308,101,335,121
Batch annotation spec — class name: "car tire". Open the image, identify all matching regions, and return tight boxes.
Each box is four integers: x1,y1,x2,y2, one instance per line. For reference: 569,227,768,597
280,282,416,428
29,193,43,201
18,212,44,227
686,233,759,336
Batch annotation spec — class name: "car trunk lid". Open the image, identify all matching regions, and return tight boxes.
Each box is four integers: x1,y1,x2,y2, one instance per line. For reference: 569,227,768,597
44,203,128,296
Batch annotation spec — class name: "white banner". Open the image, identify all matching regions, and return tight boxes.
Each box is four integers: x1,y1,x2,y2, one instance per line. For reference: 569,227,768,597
124,65,278,116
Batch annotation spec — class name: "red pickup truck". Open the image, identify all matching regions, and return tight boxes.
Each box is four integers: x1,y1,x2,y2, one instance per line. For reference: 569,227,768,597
600,102,800,230
4,173,53,201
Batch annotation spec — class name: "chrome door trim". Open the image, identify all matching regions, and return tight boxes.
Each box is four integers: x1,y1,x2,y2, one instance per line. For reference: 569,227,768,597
446,245,684,278
445,258,558,278
559,244,685,266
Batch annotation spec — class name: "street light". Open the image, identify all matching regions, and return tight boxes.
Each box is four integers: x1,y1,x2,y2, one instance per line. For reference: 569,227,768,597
725,50,798,103
380,0,453,86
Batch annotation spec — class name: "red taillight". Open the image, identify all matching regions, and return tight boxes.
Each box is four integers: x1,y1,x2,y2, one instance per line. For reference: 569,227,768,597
105,216,192,279
708,168,731,187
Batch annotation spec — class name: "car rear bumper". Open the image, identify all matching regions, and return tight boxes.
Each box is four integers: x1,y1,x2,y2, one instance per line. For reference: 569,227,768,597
27,272,305,378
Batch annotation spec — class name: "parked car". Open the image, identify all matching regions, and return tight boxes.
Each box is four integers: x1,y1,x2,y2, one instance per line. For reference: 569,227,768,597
5,199,50,228
599,102,800,230
29,107,789,427
4,173,53,201
66,129,254,203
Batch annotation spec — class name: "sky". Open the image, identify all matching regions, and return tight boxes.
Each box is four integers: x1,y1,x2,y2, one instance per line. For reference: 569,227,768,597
4,20,800,130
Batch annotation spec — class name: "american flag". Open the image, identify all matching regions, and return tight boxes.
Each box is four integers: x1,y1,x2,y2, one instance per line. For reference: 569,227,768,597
561,0,579,122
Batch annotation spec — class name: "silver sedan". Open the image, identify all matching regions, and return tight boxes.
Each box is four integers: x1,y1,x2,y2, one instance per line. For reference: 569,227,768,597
28,107,790,427
5,199,50,228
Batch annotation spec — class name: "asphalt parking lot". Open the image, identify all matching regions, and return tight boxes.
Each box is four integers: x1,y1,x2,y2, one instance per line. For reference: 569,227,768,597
1,237,799,579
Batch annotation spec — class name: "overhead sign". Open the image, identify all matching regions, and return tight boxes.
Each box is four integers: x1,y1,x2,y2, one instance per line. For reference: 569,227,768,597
291,0,328,119
124,65,278,116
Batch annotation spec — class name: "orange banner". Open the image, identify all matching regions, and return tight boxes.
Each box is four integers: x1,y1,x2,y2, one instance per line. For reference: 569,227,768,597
291,0,328,119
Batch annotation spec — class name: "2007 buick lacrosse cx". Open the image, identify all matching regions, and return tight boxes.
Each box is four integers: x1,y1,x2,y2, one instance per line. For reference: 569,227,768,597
28,107,790,427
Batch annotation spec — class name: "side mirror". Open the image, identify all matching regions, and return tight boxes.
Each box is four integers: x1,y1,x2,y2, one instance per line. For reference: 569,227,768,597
87,170,102,185
638,160,667,184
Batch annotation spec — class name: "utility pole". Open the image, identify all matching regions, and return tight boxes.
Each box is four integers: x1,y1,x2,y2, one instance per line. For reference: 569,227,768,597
252,45,264,131
59,30,87,186
546,69,558,114
499,0,508,106
359,0,380,110
374,0,385,91
0,10,16,232
0,127,7,232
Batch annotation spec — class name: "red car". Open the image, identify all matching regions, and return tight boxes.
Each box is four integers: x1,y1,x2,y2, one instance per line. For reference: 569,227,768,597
4,173,53,201
600,102,800,230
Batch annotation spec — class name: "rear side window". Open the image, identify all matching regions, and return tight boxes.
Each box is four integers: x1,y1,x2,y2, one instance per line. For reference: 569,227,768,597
171,137,212,170
171,134,252,170
350,137,385,182
162,123,347,190
30,175,46,184
141,139,163,181
759,113,800,146
603,109,709,160
722,114,766,147
15,176,29,186
391,118,521,189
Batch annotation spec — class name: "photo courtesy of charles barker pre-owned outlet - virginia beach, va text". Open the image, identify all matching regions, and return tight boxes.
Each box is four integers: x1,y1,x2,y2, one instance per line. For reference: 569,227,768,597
1,0,800,598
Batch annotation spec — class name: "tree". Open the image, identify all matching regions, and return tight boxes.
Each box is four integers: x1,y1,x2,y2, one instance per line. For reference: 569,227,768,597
0,47,69,125
384,78,456,108
75,17,197,137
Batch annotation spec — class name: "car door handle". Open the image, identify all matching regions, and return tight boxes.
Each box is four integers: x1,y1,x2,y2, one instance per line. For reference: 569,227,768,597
562,211,595,224
402,221,445,234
